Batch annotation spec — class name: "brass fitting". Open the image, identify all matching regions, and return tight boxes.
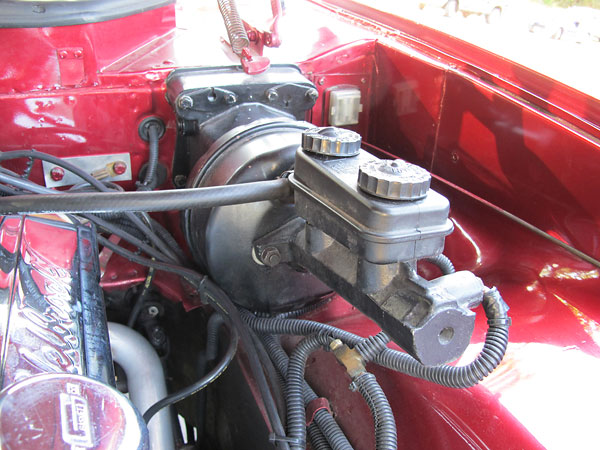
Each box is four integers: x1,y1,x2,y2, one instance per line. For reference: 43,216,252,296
329,339,365,378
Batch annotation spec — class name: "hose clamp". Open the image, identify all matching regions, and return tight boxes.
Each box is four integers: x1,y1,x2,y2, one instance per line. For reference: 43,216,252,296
268,433,304,447
487,317,512,327
305,397,332,426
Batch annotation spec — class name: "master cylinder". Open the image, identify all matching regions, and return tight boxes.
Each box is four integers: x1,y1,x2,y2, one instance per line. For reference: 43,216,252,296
255,127,485,366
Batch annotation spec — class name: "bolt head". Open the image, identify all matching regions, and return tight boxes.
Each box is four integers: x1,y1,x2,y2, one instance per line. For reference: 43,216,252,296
50,166,64,181
306,88,319,101
147,306,160,318
178,95,194,110
225,93,237,105
112,161,127,176
74,50,83,59
266,89,279,102
260,247,281,267
58,50,68,59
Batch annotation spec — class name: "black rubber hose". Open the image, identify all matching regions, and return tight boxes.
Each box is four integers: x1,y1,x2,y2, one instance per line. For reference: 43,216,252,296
285,334,333,450
95,237,290,450
141,124,160,189
0,159,181,263
143,315,239,423
206,313,226,362
260,334,352,450
351,373,397,450
424,254,456,275
242,287,510,389
0,178,292,214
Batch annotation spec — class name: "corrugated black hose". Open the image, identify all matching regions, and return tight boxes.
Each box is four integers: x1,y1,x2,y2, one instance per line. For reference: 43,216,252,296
241,286,510,389
261,334,353,450
285,334,334,450
351,373,397,450
424,254,455,275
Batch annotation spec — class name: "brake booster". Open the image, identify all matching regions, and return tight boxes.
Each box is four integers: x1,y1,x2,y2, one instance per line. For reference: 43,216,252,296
171,66,484,366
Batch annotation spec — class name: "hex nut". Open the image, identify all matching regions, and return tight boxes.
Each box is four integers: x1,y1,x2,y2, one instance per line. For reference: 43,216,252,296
260,247,281,267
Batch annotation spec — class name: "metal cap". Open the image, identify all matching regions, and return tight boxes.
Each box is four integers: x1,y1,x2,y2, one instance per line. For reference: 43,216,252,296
0,373,149,449
358,159,431,200
302,127,361,157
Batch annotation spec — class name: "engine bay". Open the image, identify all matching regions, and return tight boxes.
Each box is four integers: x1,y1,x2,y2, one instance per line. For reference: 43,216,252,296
0,1,599,449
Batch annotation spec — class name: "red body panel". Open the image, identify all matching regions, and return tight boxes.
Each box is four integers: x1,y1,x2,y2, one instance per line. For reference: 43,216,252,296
0,1,599,448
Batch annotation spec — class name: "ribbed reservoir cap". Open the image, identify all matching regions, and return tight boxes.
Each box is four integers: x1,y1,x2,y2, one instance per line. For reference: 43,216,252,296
302,126,361,157
358,159,431,200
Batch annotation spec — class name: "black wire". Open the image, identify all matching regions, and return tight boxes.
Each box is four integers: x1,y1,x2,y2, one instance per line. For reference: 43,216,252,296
0,150,181,263
96,236,290,450
127,266,156,328
143,314,239,424
0,163,180,262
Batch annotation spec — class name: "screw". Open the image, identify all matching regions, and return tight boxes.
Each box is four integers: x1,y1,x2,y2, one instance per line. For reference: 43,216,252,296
178,95,194,110
58,50,68,59
112,161,127,176
305,88,319,101
147,305,160,318
451,152,459,163
149,326,167,347
74,50,83,59
225,93,237,105
50,166,65,181
173,174,187,188
266,88,279,102
260,246,281,267
318,77,326,86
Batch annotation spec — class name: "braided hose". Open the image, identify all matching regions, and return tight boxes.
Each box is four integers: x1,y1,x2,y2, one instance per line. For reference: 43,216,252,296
352,373,397,450
217,0,249,55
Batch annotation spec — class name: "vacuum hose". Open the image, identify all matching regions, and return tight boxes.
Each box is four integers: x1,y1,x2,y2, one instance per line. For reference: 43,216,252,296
0,178,292,214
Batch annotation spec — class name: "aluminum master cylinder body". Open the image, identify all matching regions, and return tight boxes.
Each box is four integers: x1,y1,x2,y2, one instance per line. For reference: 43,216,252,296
255,127,485,366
